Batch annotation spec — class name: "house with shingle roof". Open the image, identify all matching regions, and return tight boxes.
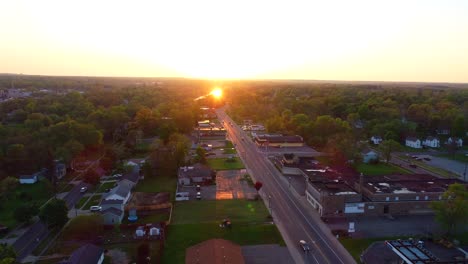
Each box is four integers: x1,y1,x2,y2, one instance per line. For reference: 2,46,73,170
405,137,421,149
422,136,440,148
58,243,104,264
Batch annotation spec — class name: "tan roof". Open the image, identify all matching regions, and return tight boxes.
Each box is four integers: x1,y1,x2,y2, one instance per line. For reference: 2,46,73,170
185,239,245,264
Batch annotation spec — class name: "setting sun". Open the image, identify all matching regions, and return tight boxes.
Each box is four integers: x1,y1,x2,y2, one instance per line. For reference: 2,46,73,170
211,88,223,99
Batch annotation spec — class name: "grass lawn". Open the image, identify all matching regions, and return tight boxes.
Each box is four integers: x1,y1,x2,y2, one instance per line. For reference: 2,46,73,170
355,163,410,176
82,194,102,209
122,211,170,224
172,200,270,224
163,199,284,264
75,196,89,209
0,180,52,228
134,176,177,194
162,222,283,264
97,181,117,193
223,148,237,154
340,236,409,262
105,241,162,264
207,157,245,170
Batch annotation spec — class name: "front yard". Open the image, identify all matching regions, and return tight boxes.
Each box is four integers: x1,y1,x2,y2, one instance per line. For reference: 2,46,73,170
134,175,177,194
355,163,410,176
162,199,284,264
207,157,245,170
0,180,52,228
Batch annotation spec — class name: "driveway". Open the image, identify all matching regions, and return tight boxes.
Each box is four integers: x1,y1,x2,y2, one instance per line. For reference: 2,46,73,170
177,170,258,200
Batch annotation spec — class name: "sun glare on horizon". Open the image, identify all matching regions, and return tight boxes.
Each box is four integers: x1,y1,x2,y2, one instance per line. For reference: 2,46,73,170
211,88,223,99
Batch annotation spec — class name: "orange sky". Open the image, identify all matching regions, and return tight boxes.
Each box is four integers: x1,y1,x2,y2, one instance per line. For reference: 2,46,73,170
1,0,468,82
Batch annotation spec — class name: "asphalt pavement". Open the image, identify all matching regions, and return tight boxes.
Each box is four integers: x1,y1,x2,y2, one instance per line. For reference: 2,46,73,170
217,108,356,264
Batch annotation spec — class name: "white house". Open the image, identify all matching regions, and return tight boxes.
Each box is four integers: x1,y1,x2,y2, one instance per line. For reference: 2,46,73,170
446,137,463,147
100,208,124,225
19,174,38,184
370,136,383,145
405,137,422,149
103,183,131,205
422,137,440,148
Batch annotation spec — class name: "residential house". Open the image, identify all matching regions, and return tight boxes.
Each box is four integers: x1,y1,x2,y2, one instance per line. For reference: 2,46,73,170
103,183,131,204
19,174,38,184
178,163,215,185
56,163,67,180
100,199,124,211
362,150,379,164
185,239,245,264
101,207,124,225
121,166,141,187
58,243,104,264
422,137,440,148
405,137,422,149
446,137,463,147
370,136,383,145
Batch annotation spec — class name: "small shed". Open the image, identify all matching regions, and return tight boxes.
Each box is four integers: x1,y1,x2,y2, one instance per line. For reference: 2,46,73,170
19,174,38,184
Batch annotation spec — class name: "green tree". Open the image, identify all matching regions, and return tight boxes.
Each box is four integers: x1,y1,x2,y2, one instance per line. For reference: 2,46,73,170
378,140,401,164
195,147,207,164
83,169,100,186
14,204,39,224
0,177,18,201
39,199,69,227
431,183,468,236
0,243,16,264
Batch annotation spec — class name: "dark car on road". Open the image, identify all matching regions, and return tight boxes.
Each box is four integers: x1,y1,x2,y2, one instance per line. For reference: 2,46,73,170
299,240,311,252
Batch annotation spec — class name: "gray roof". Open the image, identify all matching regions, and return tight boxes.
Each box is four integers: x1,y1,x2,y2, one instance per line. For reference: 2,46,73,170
178,163,214,179
100,199,124,205
65,243,103,264
406,137,420,142
104,184,131,200
101,207,123,216
122,166,140,183
19,174,37,180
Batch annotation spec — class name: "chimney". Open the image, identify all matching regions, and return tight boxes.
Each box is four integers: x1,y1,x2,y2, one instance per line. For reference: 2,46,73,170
359,173,364,193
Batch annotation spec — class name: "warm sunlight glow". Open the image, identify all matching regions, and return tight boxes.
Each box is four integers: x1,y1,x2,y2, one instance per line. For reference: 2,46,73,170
1,0,468,82
211,88,223,99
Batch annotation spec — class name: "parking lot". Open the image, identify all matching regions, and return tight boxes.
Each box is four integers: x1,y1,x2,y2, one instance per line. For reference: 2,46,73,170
178,169,257,201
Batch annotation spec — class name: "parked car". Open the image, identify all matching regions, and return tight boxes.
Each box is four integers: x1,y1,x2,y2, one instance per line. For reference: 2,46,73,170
80,187,88,193
409,164,417,168
423,157,431,161
299,240,310,252
196,192,201,200
90,206,102,212
206,152,216,156
196,185,201,191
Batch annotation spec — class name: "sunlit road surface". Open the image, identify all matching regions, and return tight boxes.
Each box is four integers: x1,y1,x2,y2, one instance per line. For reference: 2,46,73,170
216,108,356,264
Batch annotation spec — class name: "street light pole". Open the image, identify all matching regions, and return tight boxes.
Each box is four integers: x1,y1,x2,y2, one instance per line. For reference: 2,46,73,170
268,195,272,215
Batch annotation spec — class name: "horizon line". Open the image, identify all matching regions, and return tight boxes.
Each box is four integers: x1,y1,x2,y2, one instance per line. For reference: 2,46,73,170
1,73,468,86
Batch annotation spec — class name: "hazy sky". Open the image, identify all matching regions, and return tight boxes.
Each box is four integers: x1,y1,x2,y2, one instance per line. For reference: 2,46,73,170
1,0,468,82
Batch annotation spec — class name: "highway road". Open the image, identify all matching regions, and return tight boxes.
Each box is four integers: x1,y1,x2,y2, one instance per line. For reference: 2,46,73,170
217,108,356,264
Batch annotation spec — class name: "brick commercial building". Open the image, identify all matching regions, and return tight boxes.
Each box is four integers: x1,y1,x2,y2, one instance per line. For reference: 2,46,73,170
305,172,465,218
255,134,304,148
275,154,466,218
